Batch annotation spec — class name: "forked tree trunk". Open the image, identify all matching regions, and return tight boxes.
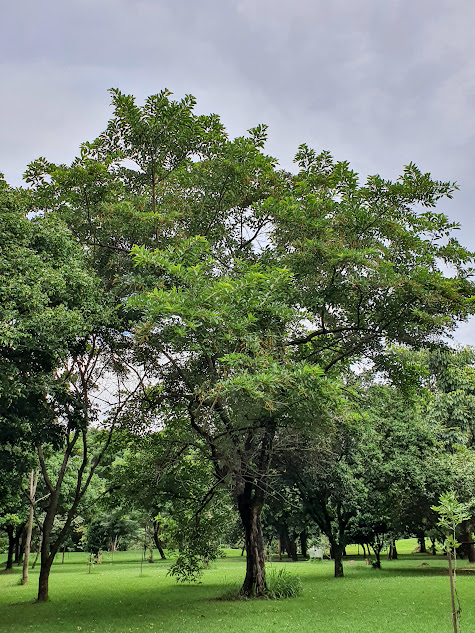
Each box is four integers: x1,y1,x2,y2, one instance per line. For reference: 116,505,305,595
237,483,267,597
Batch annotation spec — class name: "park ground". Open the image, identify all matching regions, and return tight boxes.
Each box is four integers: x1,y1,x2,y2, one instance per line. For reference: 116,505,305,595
1,540,474,633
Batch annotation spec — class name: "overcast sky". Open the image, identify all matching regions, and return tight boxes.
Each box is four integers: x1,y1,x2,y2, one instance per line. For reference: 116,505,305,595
2,0,475,344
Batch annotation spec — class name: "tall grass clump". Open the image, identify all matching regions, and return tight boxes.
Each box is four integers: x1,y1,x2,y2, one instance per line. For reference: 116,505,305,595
266,568,302,599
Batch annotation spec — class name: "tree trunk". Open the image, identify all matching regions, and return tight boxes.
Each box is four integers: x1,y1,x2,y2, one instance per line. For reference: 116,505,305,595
237,484,267,597
299,530,308,558
332,542,344,578
388,539,398,560
5,526,14,570
37,490,59,602
152,522,166,560
37,557,53,602
459,520,475,563
22,470,38,585
418,531,427,553
15,527,25,564
289,538,298,562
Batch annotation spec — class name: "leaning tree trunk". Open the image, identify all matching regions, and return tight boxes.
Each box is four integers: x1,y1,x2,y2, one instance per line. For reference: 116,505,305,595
153,521,166,560
237,482,267,597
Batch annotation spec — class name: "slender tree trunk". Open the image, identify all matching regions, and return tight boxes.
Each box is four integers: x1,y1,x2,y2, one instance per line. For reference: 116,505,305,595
237,483,267,597
22,470,38,585
299,530,308,558
31,540,40,570
447,552,459,633
15,527,26,565
5,526,14,570
152,522,166,559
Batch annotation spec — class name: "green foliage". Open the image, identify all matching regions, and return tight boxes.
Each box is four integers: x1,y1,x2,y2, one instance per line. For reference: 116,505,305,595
432,491,470,553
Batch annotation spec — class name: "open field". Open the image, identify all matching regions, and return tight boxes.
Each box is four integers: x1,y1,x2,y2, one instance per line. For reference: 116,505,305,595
1,543,474,633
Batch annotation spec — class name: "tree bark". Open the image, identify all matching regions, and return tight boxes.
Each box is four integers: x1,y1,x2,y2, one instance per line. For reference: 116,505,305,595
5,526,14,570
22,470,38,585
237,482,267,597
388,539,398,560
417,531,427,553
37,557,54,603
460,520,475,563
299,530,308,558
332,542,344,578
37,491,58,602
152,521,166,560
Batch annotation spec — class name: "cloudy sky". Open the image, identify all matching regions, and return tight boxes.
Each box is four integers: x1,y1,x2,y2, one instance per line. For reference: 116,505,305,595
2,0,475,343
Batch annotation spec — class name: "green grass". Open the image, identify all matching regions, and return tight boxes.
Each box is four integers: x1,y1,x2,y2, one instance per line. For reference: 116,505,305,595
1,543,474,633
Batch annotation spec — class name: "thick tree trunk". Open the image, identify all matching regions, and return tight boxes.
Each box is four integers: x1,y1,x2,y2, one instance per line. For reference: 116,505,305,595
237,484,267,597
417,531,427,553
332,542,344,578
37,557,53,602
460,520,475,563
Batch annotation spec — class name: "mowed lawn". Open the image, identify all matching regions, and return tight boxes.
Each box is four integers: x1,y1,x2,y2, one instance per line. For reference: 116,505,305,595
1,542,474,633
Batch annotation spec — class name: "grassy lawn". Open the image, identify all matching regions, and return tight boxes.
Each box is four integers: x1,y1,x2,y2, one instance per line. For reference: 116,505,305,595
1,542,474,633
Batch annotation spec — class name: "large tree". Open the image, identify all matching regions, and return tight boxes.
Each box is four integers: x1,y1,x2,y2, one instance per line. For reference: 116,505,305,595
18,89,475,597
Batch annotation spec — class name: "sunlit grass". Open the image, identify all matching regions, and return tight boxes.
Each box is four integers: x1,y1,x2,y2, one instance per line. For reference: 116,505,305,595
1,542,474,633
